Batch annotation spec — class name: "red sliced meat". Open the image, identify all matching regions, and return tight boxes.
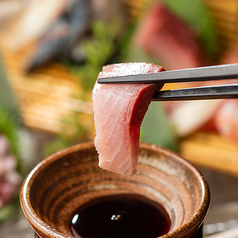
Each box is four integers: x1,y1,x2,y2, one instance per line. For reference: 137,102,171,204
92,62,165,176
132,3,206,70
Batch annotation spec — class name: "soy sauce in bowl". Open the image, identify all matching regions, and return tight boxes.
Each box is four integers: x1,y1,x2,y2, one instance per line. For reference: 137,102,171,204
70,194,171,238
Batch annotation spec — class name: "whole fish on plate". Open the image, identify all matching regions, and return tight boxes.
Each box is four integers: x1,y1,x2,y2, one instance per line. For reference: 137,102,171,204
92,62,165,176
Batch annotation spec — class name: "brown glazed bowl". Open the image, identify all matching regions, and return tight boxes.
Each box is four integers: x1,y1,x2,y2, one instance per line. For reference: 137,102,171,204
20,142,210,238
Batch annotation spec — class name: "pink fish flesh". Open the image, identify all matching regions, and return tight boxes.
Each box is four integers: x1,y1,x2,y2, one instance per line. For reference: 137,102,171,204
215,100,238,142
132,3,206,70
92,63,165,176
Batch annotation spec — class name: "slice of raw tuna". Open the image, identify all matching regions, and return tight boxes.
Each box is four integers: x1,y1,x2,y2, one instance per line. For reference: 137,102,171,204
92,63,165,176
132,3,206,70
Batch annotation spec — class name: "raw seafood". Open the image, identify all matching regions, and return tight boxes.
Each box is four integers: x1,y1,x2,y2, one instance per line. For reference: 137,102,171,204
25,0,90,72
215,100,238,142
8,0,69,50
92,63,165,175
166,100,222,137
132,3,205,70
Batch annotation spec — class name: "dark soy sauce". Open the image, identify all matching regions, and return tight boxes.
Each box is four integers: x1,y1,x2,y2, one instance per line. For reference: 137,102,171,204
70,194,171,238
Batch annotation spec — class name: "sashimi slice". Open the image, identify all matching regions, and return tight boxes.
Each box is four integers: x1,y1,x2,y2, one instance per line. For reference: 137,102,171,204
8,0,69,50
215,100,238,142
167,100,223,137
132,3,205,70
92,63,165,176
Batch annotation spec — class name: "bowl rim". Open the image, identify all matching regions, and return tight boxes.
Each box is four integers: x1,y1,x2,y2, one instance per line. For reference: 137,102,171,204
20,141,210,238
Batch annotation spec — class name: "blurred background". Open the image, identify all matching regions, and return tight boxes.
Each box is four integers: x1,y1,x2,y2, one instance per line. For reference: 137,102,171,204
0,0,238,237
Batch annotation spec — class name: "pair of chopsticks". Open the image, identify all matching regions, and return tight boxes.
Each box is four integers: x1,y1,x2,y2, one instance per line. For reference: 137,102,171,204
98,64,238,101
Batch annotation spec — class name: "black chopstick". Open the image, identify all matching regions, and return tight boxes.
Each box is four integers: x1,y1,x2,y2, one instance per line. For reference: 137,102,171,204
98,64,238,84
153,84,238,101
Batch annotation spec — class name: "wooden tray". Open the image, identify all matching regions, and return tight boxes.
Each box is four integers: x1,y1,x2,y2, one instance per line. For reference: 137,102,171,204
180,132,238,176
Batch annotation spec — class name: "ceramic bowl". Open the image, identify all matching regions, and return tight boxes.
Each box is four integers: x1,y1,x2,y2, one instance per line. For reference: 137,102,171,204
20,142,210,238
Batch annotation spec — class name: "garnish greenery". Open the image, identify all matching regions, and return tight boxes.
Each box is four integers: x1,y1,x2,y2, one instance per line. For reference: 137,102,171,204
70,20,120,91
0,106,20,159
0,106,21,222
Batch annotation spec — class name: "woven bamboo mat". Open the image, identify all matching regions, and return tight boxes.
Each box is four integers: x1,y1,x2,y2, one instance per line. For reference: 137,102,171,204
205,0,238,54
0,37,93,134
